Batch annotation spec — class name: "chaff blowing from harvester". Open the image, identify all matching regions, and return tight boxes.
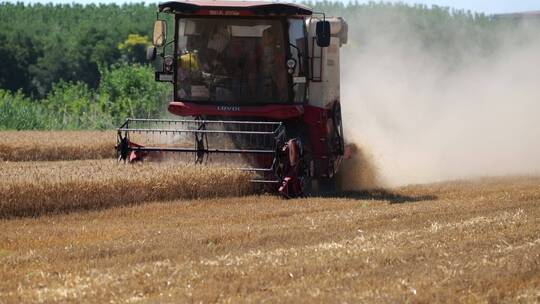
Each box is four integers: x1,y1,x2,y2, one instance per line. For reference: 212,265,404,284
116,0,349,198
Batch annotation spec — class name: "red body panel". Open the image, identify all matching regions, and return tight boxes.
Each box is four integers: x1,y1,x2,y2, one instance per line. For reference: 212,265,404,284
168,101,304,120
303,104,333,178
159,1,312,16
163,0,304,9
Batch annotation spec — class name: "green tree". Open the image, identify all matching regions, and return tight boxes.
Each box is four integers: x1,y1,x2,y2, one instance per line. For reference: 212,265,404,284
118,34,150,63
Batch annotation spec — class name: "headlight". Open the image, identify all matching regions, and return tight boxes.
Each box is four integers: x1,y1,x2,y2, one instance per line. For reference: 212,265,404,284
286,59,296,69
163,55,174,72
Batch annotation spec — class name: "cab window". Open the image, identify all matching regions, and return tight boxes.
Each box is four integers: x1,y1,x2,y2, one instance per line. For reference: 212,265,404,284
288,18,307,103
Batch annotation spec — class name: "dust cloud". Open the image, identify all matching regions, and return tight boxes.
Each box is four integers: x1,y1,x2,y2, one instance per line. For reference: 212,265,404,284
336,143,381,190
340,18,540,187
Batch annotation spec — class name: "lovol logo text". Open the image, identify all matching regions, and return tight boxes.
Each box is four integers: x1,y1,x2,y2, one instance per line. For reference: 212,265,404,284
217,106,241,112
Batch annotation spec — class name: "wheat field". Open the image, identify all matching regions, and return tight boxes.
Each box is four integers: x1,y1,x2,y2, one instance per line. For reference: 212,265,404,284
0,131,539,303
0,131,115,161
0,159,252,218
1,177,539,303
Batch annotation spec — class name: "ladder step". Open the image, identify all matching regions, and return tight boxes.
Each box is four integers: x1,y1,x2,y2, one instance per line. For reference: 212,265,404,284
250,179,280,184
238,168,273,172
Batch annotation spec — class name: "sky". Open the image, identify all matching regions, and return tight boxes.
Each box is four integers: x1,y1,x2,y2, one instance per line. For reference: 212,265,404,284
6,0,540,15
390,0,540,14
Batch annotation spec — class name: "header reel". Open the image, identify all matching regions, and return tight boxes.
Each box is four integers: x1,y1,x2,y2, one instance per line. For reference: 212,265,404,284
116,118,311,197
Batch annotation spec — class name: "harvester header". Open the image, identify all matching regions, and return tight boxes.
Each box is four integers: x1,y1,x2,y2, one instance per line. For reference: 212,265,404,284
117,0,349,198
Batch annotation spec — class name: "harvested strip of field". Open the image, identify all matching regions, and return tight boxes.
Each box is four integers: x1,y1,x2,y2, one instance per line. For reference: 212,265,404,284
0,159,251,218
0,131,115,161
0,177,539,303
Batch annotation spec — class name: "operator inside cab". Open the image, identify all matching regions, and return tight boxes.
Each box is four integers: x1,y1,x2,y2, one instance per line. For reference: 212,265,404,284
176,18,289,104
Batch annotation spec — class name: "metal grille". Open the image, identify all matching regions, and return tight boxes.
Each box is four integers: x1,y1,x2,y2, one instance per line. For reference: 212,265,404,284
117,118,286,183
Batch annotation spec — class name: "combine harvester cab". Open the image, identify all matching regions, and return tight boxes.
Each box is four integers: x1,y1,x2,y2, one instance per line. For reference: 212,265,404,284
116,0,349,198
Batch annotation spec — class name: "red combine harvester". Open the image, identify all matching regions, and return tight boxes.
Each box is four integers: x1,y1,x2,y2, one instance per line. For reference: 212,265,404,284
116,1,349,198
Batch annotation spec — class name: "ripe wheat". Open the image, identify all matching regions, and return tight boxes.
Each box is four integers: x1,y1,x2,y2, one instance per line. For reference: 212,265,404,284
0,131,115,161
0,159,252,217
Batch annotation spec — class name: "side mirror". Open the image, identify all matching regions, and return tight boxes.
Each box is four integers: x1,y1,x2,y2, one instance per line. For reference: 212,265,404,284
152,20,167,47
316,21,331,47
146,46,157,61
